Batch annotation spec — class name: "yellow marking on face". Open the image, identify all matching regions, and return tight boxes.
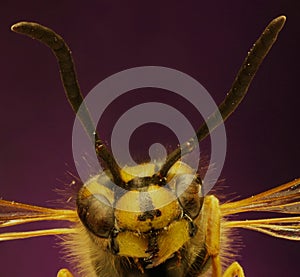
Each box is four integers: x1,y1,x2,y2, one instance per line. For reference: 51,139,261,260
116,232,149,258
115,185,181,232
154,219,190,266
120,163,156,182
115,218,190,263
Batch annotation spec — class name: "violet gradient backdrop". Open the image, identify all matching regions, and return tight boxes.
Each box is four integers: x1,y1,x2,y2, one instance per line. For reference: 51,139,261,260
0,1,299,277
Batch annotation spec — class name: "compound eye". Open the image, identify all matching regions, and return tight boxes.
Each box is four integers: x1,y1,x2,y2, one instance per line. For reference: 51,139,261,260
77,192,115,238
175,174,203,219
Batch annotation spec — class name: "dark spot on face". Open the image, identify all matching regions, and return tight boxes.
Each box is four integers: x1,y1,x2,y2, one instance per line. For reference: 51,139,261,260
138,209,162,221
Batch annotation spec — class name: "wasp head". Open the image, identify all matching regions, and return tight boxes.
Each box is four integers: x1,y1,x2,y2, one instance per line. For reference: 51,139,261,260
77,161,202,267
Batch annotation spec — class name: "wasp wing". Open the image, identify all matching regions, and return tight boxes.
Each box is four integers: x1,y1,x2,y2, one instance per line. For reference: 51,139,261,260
0,199,78,227
221,178,300,240
0,199,77,241
223,217,300,241
221,178,300,216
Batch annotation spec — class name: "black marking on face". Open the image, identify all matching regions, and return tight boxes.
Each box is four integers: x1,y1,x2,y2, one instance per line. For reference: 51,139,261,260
127,177,153,189
138,210,162,221
126,175,166,190
144,229,160,266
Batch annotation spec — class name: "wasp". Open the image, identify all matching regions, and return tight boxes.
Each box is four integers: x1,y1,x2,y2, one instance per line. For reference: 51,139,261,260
0,16,299,277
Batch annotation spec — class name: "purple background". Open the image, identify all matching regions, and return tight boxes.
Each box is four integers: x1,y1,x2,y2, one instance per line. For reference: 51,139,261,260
0,1,299,277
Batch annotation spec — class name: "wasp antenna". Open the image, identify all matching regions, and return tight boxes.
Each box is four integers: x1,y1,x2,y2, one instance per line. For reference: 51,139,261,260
11,22,95,137
11,22,124,186
159,16,286,177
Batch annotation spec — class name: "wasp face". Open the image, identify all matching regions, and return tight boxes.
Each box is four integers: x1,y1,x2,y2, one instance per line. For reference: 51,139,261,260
77,161,202,269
